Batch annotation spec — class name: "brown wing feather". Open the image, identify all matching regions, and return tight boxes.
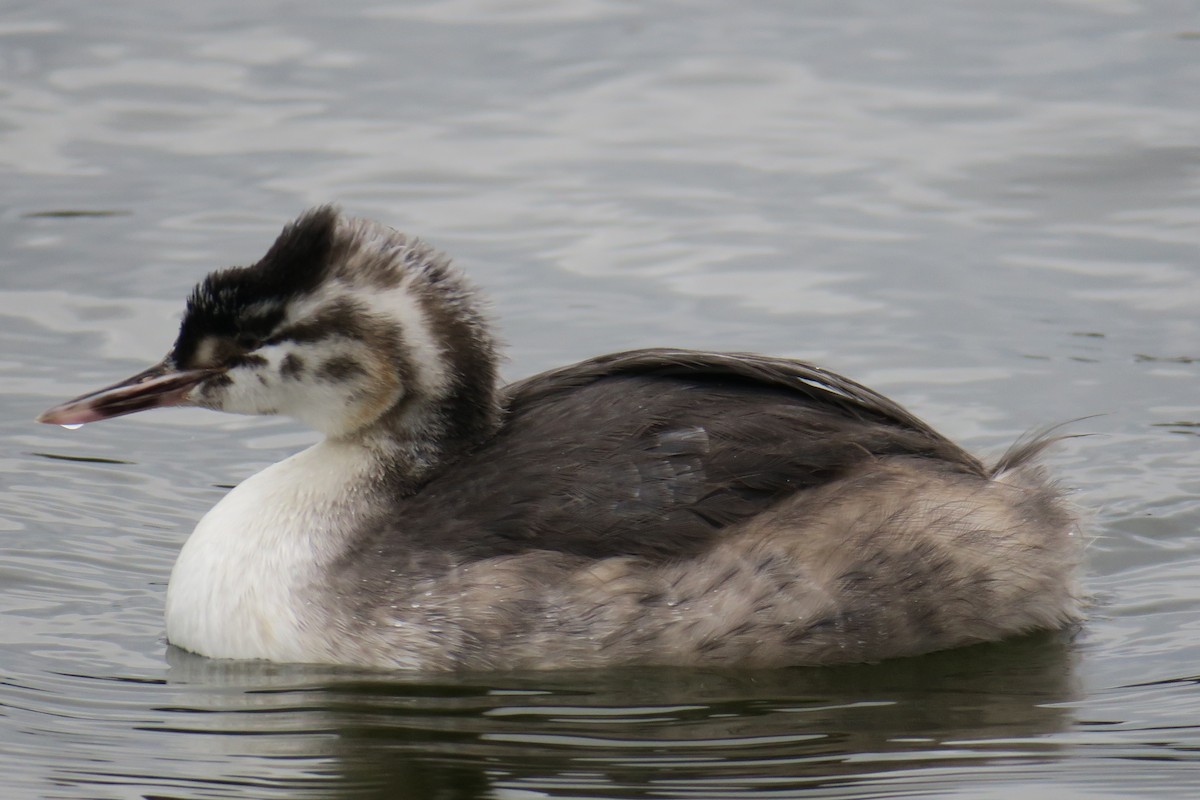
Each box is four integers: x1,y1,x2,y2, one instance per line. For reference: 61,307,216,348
365,349,983,565
507,349,982,472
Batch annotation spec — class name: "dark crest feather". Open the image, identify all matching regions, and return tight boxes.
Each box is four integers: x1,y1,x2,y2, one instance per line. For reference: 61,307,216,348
172,207,341,365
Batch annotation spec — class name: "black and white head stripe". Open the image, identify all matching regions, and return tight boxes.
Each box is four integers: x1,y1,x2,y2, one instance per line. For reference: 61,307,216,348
174,207,340,367
168,206,501,444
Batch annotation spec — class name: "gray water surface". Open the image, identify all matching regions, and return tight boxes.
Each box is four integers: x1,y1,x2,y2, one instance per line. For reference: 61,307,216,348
2,1,1199,798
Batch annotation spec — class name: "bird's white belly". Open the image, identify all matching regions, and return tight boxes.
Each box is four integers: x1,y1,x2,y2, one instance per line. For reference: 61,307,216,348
164,441,370,662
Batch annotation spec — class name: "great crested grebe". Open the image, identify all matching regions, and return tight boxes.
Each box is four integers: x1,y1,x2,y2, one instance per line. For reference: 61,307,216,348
39,207,1082,670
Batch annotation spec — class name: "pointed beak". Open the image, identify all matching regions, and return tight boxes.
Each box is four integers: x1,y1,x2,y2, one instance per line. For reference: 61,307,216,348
37,361,219,426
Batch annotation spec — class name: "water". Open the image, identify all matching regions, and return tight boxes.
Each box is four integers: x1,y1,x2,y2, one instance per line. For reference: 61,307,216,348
2,0,1199,797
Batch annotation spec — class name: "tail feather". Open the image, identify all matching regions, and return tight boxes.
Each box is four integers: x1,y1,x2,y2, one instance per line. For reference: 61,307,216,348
990,418,1097,477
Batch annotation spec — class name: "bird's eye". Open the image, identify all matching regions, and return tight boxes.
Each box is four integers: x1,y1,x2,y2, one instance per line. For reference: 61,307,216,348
235,333,263,351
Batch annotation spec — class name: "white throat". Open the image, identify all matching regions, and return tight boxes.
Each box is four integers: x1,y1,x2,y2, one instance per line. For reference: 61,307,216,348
164,438,379,662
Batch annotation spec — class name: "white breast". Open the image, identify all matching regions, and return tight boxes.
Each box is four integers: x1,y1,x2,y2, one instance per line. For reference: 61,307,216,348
164,440,374,662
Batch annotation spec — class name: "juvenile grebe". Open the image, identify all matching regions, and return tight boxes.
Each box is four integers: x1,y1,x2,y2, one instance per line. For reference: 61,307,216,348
38,208,1082,670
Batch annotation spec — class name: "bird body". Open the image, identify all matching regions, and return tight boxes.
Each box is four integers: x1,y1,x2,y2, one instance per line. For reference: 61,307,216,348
40,208,1083,670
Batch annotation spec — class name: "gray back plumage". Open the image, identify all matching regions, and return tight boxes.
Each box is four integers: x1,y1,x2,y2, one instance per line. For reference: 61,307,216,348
352,348,985,566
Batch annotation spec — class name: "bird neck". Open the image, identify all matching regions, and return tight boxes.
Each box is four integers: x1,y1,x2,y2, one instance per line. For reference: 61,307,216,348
343,378,504,492
165,387,499,662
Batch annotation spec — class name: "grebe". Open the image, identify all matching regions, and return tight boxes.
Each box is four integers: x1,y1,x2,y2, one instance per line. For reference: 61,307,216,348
38,207,1082,670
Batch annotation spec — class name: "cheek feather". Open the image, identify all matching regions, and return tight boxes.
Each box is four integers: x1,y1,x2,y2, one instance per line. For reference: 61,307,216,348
235,353,269,368
219,366,281,414
316,356,367,383
249,336,402,436
346,355,402,432
280,353,306,380
358,280,450,400
191,373,233,408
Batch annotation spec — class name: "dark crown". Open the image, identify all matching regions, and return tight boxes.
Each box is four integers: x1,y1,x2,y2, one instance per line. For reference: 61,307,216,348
173,207,342,365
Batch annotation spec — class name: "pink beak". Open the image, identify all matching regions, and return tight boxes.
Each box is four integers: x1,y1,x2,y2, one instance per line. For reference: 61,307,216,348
37,361,217,426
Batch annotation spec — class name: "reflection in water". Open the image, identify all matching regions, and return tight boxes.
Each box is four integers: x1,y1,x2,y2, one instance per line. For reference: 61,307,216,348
157,634,1078,798
21,209,132,218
